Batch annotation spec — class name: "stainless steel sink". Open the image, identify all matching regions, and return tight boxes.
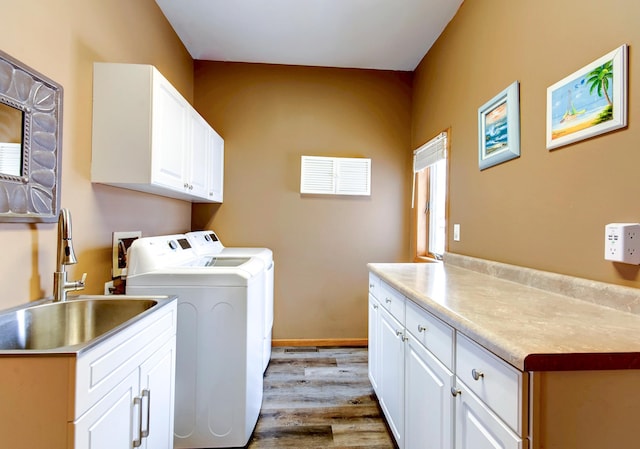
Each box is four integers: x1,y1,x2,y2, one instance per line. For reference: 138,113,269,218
0,295,174,352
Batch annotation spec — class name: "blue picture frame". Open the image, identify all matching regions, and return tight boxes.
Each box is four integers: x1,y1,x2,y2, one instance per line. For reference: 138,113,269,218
478,81,520,170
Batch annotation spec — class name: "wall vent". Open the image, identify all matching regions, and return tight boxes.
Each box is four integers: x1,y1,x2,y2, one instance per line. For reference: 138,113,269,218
300,156,371,196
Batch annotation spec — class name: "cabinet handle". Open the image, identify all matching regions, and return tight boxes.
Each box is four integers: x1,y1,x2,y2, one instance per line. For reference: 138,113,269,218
450,387,461,397
373,304,378,310
385,298,392,304
369,283,375,289
141,389,151,438
402,335,408,342
133,396,143,447
417,324,428,333
396,330,403,338
471,368,484,381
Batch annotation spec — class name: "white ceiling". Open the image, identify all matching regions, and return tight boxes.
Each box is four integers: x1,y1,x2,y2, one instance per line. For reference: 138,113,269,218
155,0,463,71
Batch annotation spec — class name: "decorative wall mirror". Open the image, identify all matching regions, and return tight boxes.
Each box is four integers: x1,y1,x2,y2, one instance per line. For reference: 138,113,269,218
0,49,62,222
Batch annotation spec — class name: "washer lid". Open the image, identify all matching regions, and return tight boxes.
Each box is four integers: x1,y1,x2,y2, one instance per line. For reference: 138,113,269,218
187,256,252,267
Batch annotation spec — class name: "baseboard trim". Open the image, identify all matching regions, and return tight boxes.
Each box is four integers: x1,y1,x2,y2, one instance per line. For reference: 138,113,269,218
272,338,368,347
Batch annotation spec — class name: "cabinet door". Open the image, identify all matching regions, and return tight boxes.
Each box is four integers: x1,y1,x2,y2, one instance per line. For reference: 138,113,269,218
74,370,139,449
405,337,454,449
152,75,189,190
188,112,212,198
368,294,381,392
139,337,177,449
454,382,524,449
207,128,224,202
379,306,405,448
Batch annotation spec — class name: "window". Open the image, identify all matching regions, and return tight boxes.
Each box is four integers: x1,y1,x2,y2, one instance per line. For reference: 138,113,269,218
412,130,448,260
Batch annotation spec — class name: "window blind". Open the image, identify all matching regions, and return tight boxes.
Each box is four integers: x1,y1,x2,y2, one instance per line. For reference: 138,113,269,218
412,132,447,207
413,132,447,173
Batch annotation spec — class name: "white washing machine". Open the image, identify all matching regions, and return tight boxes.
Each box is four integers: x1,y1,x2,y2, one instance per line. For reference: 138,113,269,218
185,230,274,371
126,234,265,448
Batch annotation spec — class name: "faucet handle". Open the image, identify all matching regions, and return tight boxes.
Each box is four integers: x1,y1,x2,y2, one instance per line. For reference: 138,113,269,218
79,272,87,286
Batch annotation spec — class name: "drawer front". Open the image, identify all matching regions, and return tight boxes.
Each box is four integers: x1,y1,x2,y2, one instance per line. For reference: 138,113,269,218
368,272,380,299
456,333,525,435
405,299,454,370
379,280,405,323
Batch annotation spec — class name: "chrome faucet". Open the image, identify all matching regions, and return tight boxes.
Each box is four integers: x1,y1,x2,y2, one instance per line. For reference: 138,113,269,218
53,208,87,302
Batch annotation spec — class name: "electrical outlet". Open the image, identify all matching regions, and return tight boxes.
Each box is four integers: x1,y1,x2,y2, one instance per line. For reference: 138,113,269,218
453,224,461,242
604,223,640,264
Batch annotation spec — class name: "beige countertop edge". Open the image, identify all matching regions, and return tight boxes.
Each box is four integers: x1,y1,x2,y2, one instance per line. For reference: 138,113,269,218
367,262,640,372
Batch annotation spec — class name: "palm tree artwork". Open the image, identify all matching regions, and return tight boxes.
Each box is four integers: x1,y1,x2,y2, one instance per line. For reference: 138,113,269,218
586,61,614,124
547,44,626,150
550,58,615,139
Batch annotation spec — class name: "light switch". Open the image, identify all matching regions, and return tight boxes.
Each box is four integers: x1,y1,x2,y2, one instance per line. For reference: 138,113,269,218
453,224,461,241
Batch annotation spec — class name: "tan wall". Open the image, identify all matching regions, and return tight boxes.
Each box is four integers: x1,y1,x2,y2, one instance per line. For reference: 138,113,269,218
0,0,194,309
192,62,413,340
412,0,640,287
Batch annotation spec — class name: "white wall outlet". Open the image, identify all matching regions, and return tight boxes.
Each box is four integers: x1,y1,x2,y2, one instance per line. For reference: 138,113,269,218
453,224,461,242
604,223,640,264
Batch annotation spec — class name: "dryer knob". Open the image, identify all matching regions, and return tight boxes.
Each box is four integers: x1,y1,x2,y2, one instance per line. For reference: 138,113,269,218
168,240,178,250
204,234,211,242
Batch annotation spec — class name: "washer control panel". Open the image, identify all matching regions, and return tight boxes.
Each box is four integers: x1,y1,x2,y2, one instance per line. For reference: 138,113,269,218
186,231,224,255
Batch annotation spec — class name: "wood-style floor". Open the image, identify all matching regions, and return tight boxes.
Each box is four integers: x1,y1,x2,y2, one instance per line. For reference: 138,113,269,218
245,347,395,449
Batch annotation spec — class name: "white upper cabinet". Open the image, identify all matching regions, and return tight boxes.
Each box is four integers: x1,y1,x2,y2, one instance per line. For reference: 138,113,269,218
91,63,224,203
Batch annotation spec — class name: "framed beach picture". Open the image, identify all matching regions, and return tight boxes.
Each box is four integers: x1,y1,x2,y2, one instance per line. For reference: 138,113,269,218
478,81,520,170
546,44,628,150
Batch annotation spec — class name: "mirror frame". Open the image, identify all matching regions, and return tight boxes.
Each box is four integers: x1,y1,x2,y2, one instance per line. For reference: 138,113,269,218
0,49,62,222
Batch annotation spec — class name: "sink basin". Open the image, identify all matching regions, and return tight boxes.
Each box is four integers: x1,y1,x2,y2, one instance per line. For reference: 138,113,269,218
0,296,172,351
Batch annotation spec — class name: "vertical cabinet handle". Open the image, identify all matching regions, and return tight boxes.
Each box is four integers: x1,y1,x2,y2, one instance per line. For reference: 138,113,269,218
133,396,143,447
141,389,151,438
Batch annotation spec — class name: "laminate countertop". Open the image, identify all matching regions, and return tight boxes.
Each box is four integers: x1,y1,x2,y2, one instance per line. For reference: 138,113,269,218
368,260,640,372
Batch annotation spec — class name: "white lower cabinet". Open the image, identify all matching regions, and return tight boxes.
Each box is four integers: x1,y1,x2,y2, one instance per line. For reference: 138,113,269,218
454,381,523,449
139,339,177,449
379,305,405,447
405,335,454,449
368,294,381,391
74,369,140,449
74,338,176,449
368,274,526,449
0,300,177,449
73,310,177,449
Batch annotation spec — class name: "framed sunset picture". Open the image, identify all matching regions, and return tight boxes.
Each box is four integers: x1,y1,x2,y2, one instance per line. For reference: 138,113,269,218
478,81,520,170
546,44,628,150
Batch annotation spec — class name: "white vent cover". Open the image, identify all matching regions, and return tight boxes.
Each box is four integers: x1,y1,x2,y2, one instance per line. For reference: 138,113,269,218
300,156,371,196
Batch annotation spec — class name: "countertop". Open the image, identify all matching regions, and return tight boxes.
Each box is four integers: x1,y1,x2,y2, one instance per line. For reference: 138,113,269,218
368,260,640,371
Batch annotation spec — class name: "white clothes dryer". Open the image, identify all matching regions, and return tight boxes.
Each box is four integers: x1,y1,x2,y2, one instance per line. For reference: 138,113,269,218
126,234,265,449
186,230,274,371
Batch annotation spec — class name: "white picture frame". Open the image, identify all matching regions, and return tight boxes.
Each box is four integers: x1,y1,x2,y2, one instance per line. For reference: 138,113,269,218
546,44,628,150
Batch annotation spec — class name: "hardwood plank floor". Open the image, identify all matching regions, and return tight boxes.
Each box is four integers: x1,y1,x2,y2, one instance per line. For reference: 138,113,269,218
245,347,395,449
